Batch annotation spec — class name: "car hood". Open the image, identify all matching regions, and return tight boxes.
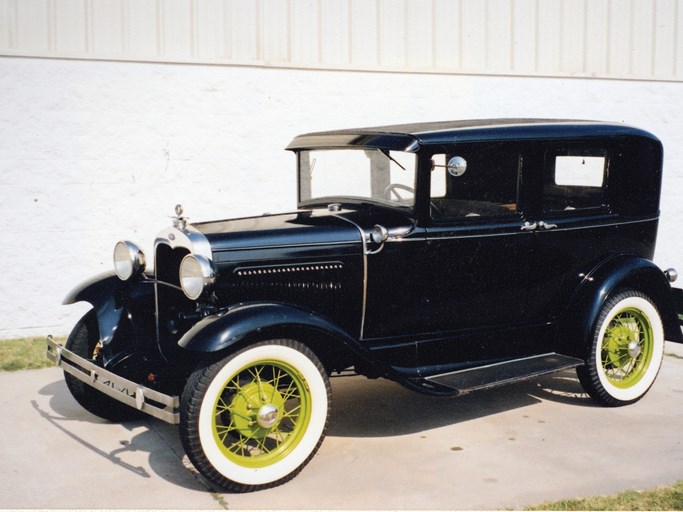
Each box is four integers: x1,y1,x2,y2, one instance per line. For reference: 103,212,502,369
194,210,361,253
193,206,416,254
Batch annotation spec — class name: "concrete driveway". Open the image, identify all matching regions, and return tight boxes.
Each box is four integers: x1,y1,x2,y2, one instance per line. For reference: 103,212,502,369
2,343,683,510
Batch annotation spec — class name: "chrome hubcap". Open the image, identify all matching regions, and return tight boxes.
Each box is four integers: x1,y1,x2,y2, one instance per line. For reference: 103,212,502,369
627,340,642,359
256,404,280,428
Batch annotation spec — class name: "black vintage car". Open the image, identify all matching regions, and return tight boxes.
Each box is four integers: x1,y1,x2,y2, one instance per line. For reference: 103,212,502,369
48,119,683,492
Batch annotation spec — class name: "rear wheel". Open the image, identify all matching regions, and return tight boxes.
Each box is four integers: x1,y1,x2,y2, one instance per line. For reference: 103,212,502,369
577,290,664,406
180,339,331,492
64,310,142,421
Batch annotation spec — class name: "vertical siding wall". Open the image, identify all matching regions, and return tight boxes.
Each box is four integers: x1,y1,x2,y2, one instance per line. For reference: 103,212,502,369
1,0,683,81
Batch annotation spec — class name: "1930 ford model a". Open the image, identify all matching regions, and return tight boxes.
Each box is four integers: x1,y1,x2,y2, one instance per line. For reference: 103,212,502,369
47,119,683,491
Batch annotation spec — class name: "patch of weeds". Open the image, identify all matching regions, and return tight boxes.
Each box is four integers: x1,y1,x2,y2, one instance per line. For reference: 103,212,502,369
0,336,64,371
527,480,683,510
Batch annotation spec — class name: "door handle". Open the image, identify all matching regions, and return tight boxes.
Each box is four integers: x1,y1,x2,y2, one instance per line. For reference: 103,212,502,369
521,220,557,231
538,221,558,230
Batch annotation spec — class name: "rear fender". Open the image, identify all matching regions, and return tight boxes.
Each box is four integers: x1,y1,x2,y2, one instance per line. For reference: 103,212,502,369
557,255,682,358
63,272,157,362
177,302,380,373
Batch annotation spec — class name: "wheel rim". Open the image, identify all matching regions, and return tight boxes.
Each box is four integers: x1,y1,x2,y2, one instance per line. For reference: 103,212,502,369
211,360,311,469
600,307,654,389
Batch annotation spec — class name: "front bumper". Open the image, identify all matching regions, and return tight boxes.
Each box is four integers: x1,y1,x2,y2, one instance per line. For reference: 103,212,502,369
46,336,179,424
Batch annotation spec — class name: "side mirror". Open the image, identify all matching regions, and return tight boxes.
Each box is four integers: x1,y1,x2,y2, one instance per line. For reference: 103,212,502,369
447,156,467,177
431,156,468,177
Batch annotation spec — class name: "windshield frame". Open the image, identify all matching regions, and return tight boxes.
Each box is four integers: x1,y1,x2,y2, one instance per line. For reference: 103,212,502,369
296,148,418,212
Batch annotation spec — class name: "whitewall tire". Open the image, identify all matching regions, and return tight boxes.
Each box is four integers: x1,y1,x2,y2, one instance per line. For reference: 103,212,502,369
180,340,331,492
577,290,664,406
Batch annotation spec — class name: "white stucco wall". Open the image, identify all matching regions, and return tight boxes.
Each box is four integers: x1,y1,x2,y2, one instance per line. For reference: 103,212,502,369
2,56,683,338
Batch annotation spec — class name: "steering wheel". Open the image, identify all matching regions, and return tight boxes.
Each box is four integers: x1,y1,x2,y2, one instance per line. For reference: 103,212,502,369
384,183,415,201
383,183,442,216
384,183,443,217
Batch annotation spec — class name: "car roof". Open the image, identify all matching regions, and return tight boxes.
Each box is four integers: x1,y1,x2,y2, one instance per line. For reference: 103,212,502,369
286,119,660,152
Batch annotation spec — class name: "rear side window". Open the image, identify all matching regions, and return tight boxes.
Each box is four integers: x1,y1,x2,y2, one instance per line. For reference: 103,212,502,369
544,150,608,213
555,156,605,187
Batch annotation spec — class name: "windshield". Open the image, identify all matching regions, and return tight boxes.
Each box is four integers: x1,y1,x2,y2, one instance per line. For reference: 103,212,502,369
298,149,417,209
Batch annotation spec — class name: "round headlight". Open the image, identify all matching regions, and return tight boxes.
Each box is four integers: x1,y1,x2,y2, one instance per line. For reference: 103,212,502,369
179,254,215,300
113,241,146,281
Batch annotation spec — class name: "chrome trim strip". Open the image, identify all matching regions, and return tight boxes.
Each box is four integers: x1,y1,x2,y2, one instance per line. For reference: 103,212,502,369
213,240,362,254
46,336,179,424
427,352,574,381
395,216,659,243
331,214,368,340
530,216,658,232
154,223,213,260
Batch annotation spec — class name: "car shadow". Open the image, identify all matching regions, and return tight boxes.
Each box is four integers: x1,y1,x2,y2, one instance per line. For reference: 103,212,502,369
327,369,595,438
35,369,595,491
35,378,209,492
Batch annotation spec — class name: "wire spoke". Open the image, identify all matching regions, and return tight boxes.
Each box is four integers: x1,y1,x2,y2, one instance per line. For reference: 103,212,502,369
225,377,245,394
255,435,272,454
215,423,237,444
623,357,637,375
281,404,302,420
215,396,231,416
246,366,266,400
270,431,286,444
271,367,285,401
228,436,250,457
280,380,300,402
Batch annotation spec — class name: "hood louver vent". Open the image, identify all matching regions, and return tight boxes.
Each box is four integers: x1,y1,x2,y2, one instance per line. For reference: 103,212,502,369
231,262,344,294
235,263,343,277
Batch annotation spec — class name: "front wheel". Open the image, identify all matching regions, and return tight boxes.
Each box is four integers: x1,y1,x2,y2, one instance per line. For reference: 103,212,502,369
64,311,142,422
577,290,664,406
180,340,331,492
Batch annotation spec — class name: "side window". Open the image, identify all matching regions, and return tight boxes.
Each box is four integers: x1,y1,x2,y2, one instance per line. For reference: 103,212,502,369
544,151,608,213
429,144,521,221
430,154,447,198
555,156,605,187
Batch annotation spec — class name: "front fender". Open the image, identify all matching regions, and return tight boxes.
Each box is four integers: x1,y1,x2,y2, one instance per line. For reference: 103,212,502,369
63,272,156,362
178,302,358,353
558,254,682,357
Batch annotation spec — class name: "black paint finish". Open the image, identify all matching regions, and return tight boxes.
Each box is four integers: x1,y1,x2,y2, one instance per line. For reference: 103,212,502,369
65,119,682,395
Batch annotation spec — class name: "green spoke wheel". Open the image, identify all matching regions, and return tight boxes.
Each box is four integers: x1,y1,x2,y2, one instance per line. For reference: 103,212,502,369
600,309,654,388
180,340,331,492
212,360,311,468
577,290,664,406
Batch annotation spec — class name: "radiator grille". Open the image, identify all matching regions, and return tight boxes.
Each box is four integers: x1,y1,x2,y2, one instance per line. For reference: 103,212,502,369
154,243,194,355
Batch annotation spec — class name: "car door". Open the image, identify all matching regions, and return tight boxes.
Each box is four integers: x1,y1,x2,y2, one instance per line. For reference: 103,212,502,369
522,144,631,327
417,145,541,370
365,143,537,371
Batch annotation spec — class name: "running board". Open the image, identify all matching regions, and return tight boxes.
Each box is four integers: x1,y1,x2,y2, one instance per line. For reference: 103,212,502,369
424,353,583,395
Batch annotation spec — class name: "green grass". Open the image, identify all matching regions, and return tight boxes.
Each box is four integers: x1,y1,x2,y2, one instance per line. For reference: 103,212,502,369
527,480,683,510
0,336,64,371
